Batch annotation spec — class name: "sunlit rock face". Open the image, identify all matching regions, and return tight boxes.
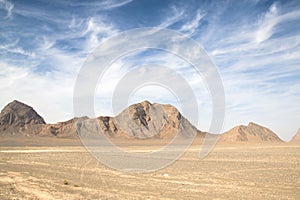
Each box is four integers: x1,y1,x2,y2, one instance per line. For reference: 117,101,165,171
221,122,283,142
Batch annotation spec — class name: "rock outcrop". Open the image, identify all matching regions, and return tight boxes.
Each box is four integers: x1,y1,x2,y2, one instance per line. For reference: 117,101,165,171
221,122,283,142
41,117,89,138
113,101,202,138
0,100,204,139
0,100,45,134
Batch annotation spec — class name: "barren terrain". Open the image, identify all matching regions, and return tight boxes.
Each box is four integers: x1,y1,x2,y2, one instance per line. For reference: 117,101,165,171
0,136,299,199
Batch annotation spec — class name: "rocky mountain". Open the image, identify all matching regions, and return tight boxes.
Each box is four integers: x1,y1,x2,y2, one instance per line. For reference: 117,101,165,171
291,128,300,143
0,100,288,142
80,101,203,139
0,100,45,134
0,100,203,139
41,117,89,138
220,122,283,142
112,101,202,138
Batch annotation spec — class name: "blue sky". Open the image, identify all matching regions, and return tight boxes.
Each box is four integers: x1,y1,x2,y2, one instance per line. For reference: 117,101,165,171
0,0,300,141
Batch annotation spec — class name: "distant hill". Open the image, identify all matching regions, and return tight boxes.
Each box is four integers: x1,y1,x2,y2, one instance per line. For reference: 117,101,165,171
291,129,300,143
220,122,283,142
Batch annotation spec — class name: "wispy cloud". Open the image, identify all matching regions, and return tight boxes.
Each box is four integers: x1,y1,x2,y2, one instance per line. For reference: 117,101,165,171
255,2,279,43
179,10,205,36
83,17,118,51
0,0,13,19
98,0,134,10
59,0,133,11
202,2,300,141
255,2,300,44
158,6,185,28
1,0,300,141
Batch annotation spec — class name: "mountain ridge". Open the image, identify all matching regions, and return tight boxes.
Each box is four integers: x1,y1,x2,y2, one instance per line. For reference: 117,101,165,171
0,100,203,139
0,100,286,142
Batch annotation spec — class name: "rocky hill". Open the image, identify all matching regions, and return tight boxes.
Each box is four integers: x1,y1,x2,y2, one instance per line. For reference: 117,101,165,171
0,100,45,134
0,100,204,139
220,122,283,142
0,100,288,142
291,128,300,142
80,101,203,139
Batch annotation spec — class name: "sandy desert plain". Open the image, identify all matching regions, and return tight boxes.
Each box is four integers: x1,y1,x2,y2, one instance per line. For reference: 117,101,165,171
0,135,299,200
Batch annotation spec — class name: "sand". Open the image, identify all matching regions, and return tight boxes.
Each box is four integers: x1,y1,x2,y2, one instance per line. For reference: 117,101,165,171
0,137,299,199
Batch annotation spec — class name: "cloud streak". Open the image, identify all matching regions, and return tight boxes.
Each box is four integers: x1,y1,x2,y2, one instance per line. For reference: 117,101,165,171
0,0,13,18
179,9,205,36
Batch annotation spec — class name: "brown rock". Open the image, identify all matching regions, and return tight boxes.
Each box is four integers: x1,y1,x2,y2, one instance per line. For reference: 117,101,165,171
290,128,300,142
221,122,283,142
41,117,89,138
0,100,285,143
0,100,45,134
113,101,203,138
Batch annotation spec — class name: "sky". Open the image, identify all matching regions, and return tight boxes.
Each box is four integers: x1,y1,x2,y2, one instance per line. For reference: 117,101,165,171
0,0,300,141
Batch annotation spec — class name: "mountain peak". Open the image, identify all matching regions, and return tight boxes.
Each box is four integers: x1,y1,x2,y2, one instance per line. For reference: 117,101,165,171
112,101,197,138
0,100,46,132
140,100,152,105
8,100,28,107
221,122,283,142
248,122,259,127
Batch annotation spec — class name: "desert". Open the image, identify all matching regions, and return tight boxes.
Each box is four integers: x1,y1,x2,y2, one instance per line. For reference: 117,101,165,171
1,1,300,199
1,139,299,199
0,100,299,199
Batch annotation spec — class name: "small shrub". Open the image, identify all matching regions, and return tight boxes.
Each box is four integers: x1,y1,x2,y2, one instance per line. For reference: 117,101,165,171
63,180,69,185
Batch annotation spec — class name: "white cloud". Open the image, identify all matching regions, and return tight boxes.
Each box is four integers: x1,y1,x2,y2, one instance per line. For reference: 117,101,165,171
1,1,299,141
84,17,118,51
254,2,300,44
180,10,205,36
0,39,36,58
158,6,185,28
99,0,134,10
193,2,300,141
255,3,279,43
92,49,213,131
0,6,120,123
0,62,76,123
9,47,36,57
0,0,14,18
66,0,133,10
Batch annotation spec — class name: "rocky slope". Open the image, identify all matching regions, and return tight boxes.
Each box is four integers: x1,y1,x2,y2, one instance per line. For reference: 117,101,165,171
0,100,203,139
0,100,45,134
41,117,89,138
80,101,203,139
113,101,202,138
291,128,300,143
220,122,283,142
0,100,288,142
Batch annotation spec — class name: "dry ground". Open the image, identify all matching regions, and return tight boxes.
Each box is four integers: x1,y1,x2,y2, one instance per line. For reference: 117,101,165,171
0,136,299,199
